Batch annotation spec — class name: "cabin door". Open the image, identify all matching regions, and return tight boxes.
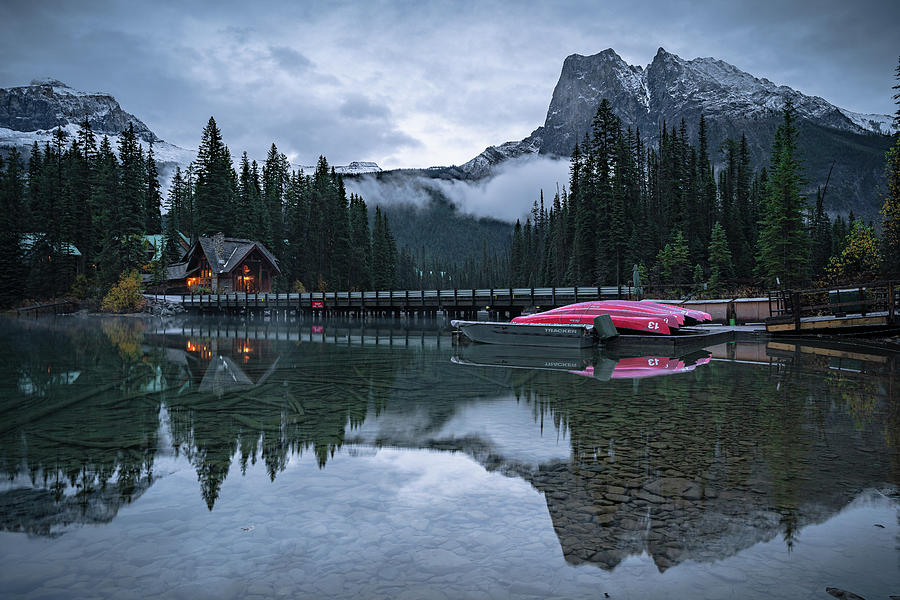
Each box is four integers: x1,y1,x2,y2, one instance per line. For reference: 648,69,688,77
239,263,258,293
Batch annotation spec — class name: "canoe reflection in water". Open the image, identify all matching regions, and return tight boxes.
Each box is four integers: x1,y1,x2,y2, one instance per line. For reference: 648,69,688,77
451,343,711,380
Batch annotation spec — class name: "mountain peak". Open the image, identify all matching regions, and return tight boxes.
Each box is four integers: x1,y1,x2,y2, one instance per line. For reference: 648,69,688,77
0,79,157,142
461,46,894,220
597,48,623,59
29,77,70,88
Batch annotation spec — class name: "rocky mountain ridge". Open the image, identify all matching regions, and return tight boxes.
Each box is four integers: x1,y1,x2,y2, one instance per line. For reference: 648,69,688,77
0,79,381,187
460,48,895,218
1,78,159,142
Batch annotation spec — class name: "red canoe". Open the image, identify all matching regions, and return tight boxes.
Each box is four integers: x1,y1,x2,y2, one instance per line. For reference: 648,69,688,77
512,303,676,335
609,300,712,324
570,301,686,326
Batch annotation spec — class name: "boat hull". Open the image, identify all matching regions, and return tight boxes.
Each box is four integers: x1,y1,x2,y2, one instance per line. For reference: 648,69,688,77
512,311,673,335
452,315,617,348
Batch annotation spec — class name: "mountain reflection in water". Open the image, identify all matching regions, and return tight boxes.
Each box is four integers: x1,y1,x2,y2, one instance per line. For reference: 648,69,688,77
0,316,897,578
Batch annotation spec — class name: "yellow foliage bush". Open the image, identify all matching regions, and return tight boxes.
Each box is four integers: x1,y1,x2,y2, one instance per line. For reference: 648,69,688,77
101,270,147,313
825,221,881,283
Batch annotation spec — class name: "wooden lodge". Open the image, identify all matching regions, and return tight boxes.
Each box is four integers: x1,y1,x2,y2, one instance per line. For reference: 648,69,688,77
165,233,281,293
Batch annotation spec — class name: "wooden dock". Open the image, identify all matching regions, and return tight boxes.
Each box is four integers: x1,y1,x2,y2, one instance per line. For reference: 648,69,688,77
15,300,78,317
765,281,899,334
160,286,636,318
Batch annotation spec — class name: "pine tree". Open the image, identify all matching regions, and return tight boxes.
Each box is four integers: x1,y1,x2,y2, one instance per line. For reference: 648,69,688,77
371,206,397,289
144,142,162,234
510,219,524,285
707,221,733,292
117,123,145,237
755,100,810,285
194,117,233,235
657,229,690,285
810,185,834,277
348,193,372,290
95,136,122,285
329,174,352,289
114,123,146,277
72,117,97,265
880,56,900,277
0,149,26,307
262,143,288,255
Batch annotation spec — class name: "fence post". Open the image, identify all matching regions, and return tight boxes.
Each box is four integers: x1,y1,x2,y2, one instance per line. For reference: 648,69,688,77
889,282,895,324
792,291,801,332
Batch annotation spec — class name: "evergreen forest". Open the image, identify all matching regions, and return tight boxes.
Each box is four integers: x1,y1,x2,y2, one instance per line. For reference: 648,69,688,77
1,57,899,311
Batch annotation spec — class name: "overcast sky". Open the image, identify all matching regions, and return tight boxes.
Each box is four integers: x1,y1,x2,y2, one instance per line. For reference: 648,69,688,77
1,0,897,169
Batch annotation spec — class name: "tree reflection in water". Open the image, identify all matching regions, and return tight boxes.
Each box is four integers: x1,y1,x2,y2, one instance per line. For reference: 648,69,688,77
0,316,896,573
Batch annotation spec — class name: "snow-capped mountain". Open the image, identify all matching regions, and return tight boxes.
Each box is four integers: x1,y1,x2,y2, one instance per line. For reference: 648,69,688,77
1,78,159,141
0,79,380,189
461,48,895,218
293,160,382,175
0,78,195,191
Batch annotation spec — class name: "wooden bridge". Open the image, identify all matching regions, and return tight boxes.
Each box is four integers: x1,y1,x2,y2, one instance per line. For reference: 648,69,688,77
163,286,636,318
766,280,899,334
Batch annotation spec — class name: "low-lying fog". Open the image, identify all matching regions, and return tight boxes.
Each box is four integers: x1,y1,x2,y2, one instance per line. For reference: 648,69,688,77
345,156,570,223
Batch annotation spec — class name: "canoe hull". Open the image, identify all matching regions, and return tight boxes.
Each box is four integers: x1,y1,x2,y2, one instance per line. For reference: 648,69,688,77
452,315,617,348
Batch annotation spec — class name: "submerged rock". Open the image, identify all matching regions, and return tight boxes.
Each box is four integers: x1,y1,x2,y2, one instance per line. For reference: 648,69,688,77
826,587,866,599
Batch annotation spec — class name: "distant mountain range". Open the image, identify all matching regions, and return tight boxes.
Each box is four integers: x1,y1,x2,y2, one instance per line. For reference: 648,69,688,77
0,78,381,189
459,48,896,219
2,51,897,223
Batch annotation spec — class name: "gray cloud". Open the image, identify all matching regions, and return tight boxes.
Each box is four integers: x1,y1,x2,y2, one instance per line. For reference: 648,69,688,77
268,45,313,73
339,94,392,120
1,0,897,170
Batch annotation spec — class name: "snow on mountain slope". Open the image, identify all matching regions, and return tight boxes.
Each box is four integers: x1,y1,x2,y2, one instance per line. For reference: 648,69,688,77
0,79,381,192
461,48,895,179
838,109,896,136
293,160,382,175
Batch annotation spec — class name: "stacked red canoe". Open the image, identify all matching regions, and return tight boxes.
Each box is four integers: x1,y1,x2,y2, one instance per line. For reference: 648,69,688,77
511,300,712,336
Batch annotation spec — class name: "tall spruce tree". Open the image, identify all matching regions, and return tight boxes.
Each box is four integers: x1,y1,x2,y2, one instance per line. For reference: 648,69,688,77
144,142,162,234
262,143,287,252
94,136,121,285
755,100,810,285
0,149,25,307
117,123,145,237
348,193,372,290
880,56,900,277
707,221,733,291
194,117,233,235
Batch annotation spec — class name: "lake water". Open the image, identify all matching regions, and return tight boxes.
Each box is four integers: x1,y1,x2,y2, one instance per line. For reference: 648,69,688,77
1,315,898,599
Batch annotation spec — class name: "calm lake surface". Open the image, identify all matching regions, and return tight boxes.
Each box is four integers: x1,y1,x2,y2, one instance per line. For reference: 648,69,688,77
1,315,898,599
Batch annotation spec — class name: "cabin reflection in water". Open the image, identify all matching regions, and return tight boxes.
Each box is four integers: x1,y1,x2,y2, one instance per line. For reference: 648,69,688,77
149,334,281,397
0,318,897,576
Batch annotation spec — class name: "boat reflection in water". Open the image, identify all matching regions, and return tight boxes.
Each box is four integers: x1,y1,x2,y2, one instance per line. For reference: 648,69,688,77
451,342,711,381
1,317,898,599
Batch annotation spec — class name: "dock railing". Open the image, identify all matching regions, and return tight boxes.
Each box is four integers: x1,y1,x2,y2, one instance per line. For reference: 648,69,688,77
171,286,637,314
766,280,899,330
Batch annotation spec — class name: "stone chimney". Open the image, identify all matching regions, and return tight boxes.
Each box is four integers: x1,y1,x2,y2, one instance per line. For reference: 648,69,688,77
213,232,225,266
